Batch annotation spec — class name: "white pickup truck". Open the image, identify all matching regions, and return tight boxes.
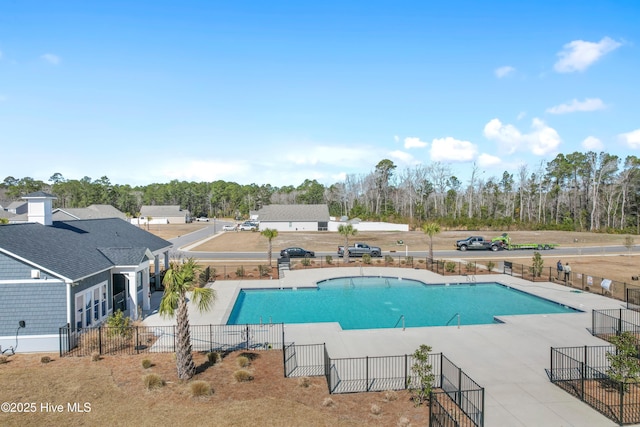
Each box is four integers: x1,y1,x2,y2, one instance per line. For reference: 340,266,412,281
337,242,382,257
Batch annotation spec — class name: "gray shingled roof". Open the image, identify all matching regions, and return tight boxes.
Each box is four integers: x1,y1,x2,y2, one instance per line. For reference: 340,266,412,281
140,205,188,217
53,205,127,220
255,204,329,222
0,218,172,281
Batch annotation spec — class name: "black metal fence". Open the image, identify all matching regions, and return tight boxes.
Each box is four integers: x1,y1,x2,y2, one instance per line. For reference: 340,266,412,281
550,345,640,425
502,260,636,302
283,343,484,426
59,323,285,357
592,309,640,342
628,288,640,311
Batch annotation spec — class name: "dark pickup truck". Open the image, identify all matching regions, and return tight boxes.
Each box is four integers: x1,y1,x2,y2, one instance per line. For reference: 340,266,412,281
455,236,504,252
337,242,382,257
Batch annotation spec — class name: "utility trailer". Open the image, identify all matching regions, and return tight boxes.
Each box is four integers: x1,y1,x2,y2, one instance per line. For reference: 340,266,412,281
492,233,558,250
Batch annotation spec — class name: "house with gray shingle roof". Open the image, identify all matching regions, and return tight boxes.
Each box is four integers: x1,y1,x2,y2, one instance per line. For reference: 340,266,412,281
0,192,172,353
139,205,190,224
52,204,128,221
253,204,330,232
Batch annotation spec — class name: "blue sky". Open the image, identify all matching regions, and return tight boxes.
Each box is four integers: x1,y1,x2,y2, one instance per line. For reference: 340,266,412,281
1,1,639,188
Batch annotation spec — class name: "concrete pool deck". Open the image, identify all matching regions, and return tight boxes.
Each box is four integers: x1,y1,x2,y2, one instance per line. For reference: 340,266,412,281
143,267,631,427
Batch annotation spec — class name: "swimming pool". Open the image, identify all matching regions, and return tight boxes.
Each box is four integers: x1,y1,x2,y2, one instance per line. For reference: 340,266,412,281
226,277,580,330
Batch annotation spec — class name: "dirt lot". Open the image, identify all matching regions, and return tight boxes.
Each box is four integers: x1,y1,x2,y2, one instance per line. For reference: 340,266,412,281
0,350,430,427
148,223,640,289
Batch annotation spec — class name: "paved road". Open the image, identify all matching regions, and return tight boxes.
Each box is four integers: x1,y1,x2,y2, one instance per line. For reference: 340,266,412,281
171,227,635,260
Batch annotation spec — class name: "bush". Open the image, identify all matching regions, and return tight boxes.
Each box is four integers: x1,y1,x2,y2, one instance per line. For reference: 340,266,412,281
190,380,213,397
445,262,456,273
297,377,311,388
465,261,475,272
322,397,335,407
362,254,372,264
0,356,8,364
206,352,220,365
143,373,165,390
235,266,245,277
531,252,544,277
301,257,311,267
40,356,51,364
107,310,133,339
370,403,382,415
141,358,152,369
237,356,250,368
258,265,271,277
384,255,394,265
325,255,333,265
408,344,435,406
486,261,495,272
91,352,100,362
233,369,254,382
383,390,398,401
406,256,413,266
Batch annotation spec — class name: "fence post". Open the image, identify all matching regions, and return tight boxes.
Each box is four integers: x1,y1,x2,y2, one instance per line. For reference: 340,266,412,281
580,361,585,401
457,365,462,405
135,326,139,354
620,380,624,424
173,325,176,352
366,356,369,392
99,326,103,355
245,324,250,350
404,354,408,389
550,347,553,382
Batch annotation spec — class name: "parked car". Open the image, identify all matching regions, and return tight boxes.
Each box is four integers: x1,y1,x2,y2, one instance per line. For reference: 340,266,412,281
238,222,257,231
196,217,209,222
280,247,315,258
222,224,236,231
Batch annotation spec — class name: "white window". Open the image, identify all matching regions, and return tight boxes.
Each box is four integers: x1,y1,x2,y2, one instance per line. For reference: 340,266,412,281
75,281,109,329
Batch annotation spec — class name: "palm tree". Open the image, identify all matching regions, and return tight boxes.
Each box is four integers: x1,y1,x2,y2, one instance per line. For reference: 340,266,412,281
261,228,279,266
338,223,358,264
159,258,215,380
422,222,441,266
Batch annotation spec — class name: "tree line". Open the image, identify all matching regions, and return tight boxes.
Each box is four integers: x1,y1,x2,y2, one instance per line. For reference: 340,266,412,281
2,150,640,233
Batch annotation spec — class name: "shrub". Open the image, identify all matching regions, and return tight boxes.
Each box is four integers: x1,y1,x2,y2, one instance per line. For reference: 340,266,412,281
607,331,640,391
141,358,152,369
322,397,335,407
531,252,544,277
384,255,394,265
383,390,398,401
190,380,213,397
235,266,245,277
91,352,100,362
0,356,8,364
406,256,414,266
444,262,456,273
325,255,333,265
40,356,52,364
258,265,271,277
206,352,220,365
237,356,250,368
143,373,165,390
301,257,311,267
297,377,311,388
233,369,254,382
408,344,435,406
486,261,495,272
398,416,411,427
198,265,216,285
107,310,133,339
362,254,372,264
370,403,382,415
465,261,475,272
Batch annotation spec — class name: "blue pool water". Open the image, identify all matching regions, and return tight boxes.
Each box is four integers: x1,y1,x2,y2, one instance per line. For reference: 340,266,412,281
226,277,579,330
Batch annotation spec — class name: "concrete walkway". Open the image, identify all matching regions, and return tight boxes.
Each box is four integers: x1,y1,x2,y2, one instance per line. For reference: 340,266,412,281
143,267,634,427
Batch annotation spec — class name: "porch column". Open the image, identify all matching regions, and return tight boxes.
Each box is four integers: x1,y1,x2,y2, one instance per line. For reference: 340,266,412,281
164,250,170,270
143,267,151,311
127,272,139,321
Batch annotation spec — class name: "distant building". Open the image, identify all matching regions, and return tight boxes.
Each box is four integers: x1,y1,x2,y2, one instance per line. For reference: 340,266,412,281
138,205,190,224
253,204,330,232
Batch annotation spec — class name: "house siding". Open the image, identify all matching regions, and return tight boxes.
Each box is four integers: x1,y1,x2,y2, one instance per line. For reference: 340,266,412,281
0,281,66,336
0,252,57,280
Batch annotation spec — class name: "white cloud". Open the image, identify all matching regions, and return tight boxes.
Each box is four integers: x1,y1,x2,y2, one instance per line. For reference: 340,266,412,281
516,112,526,120
403,136,428,149
554,37,622,73
430,137,477,162
495,66,515,78
41,53,61,65
582,136,604,151
620,129,640,149
546,98,607,114
388,150,419,165
483,117,561,156
394,135,400,143
477,153,501,168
